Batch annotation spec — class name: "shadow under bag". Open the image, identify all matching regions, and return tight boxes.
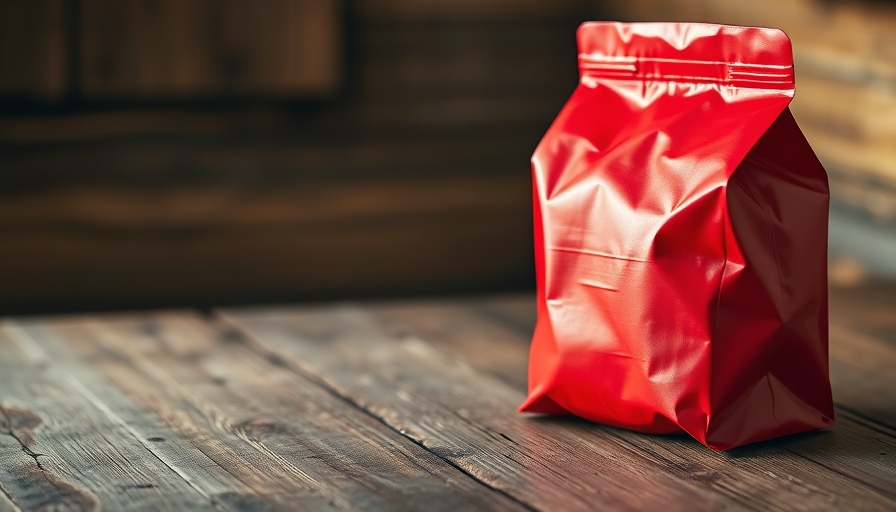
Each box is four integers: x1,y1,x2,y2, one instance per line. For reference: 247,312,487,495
520,22,834,450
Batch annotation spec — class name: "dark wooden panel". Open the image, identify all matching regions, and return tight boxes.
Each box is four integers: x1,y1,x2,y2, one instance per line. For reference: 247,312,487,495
358,25,578,97
186,315,747,511
0,103,557,161
0,130,537,186
79,0,341,97
357,0,595,23
0,174,533,312
0,0,594,311
0,0,67,100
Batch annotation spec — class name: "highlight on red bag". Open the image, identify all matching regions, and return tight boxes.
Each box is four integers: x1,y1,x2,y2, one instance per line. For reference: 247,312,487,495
519,22,834,450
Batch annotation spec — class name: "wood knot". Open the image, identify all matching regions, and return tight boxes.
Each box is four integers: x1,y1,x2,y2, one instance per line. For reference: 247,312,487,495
232,417,288,437
0,404,43,446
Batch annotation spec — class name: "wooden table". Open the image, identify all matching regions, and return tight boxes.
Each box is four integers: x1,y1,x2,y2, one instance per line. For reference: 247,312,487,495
1,286,894,511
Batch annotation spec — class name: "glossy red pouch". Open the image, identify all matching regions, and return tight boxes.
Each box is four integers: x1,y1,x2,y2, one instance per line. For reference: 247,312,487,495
520,22,834,450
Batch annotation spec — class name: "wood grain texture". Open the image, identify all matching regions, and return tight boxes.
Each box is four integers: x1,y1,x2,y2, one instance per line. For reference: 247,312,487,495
8,316,526,511
0,286,894,510
216,310,746,511
0,324,219,512
428,292,896,503
1,318,306,512
220,286,896,511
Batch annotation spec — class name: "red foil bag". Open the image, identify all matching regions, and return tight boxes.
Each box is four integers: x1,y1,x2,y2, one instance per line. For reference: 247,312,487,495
520,22,834,450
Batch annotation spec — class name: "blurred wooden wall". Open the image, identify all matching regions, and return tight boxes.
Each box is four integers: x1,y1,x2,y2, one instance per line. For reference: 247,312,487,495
4,0,890,313
605,0,896,225
0,0,593,313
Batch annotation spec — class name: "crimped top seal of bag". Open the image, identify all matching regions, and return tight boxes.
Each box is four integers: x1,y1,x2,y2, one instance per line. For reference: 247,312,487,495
577,22,794,89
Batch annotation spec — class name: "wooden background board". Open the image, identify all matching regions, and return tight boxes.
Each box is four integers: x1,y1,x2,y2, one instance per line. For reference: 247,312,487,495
0,0,67,100
0,0,588,313
1,0,894,313
78,0,342,98
0,285,894,510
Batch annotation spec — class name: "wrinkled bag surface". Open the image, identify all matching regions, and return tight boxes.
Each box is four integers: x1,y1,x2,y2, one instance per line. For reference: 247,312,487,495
520,22,834,450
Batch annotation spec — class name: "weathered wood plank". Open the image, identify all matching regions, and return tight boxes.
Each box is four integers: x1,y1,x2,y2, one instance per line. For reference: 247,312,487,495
20,315,527,511
0,403,101,512
221,304,887,511
2,318,319,512
366,298,531,388
419,294,896,434
220,308,741,511
3,284,894,510
0,323,220,512
446,293,896,492
450,293,896,496
468,290,896,432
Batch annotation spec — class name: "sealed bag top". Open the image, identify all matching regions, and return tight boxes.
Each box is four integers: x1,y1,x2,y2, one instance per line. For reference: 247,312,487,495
576,22,794,90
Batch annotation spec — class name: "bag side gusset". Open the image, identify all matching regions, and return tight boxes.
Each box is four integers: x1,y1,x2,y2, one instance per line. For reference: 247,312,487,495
706,108,834,450
521,23,801,448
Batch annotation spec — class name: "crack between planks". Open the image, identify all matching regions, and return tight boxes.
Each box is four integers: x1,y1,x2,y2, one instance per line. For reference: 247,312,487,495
0,404,47,472
211,314,541,512
4,322,228,512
